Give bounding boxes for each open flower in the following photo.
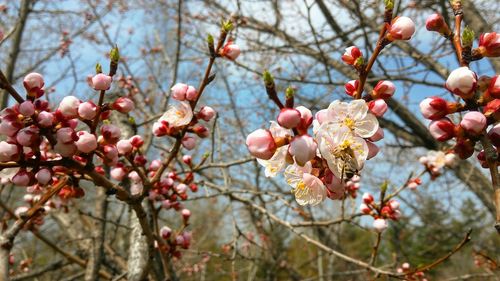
[153,101,193,136]
[257,146,288,177]
[321,99,379,138]
[284,162,326,206]
[316,127,368,179]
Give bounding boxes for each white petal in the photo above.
[354,113,379,138]
[348,99,368,120]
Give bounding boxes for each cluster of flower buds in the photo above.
[246,72,389,205]
[344,79,395,117]
[359,192,401,232]
[153,83,216,150]
[396,263,427,281]
[418,150,456,179]
[420,67,499,161]
[422,14,500,165]
[158,224,192,259]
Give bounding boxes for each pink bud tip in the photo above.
[277,108,301,129]
[460,111,486,135]
[246,129,277,160]
[388,16,416,41]
[429,118,456,141]
[373,218,388,232]
[91,73,112,91]
[288,134,317,166]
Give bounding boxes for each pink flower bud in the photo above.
[23,73,45,98]
[152,121,168,137]
[488,75,500,99]
[19,101,35,117]
[372,81,395,99]
[368,99,388,117]
[75,131,97,153]
[277,108,301,129]
[130,136,144,148]
[181,209,191,222]
[90,73,112,91]
[110,167,127,181]
[221,41,240,60]
[419,96,449,120]
[429,118,456,141]
[484,99,500,121]
[100,124,121,144]
[341,46,362,65]
[0,141,19,162]
[425,13,449,34]
[345,80,359,97]
[116,139,133,155]
[112,97,135,113]
[366,141,379,160]
[402,263,410,270]
[56,127,77,144]
[362,192,374,204]
[488,123,500,147]
[0,118,22,137]
[35,168,52,185]
[0,28,3,41]
[37,111,54,128]
[171,83,189,101]
[388,200,400,210]
[288,135,317,166]
[445,67,477,99]
[182,136,196,150]
[368,127,384,142]
[192,124,209,138]
[103,144,118,159]
[360,203,371,214]
[460,111,486,135]
[58,96,80,118]
[198,106,216,121]
[160,226,172,239]
[12,169,32,186]
[176,183,188,194]
[149,160,161,171]
[182,155,192,165]
[387,16,416,41]
[54,142,77,157]
[16,126,39,147]
[246,129,277,160]
[373,218,388,232]
[478,32,500,57]
[185,86,197,101]
[78,101,97,120]
[296,106,313,132]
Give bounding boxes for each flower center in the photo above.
[339,139,352,150]
[296,181,306,190]
[343,117,355,130]
[175,110,185,118]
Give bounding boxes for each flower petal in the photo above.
[354,113,379,138]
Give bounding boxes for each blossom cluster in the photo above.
[396,262,428,281]
[247,97,386,206]
[418,150,456,179]
[246,13,416,207]
[421,15,500,164]
[360,192,401,232]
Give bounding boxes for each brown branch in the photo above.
[412,229,472,274]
